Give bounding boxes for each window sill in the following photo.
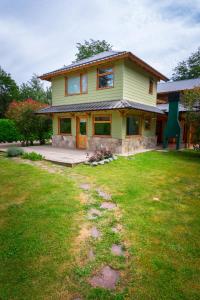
[96,86,114,91]
[65,92,88,97]
[126,134,141,138]
[58,133,72,136]
[93,135,112,138]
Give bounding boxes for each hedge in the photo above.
[0,119,21,143]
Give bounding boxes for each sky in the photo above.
[0,0,200,86]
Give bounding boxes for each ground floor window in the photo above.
[144,116,151,130]
[93,115,111,136]
[126,115,140,135]
[59,117,71,134]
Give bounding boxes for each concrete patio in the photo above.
[0,143,92,166]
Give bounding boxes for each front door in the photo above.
[76,117,87,149]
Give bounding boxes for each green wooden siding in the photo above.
[52,61,123,106]
[122,61,157,106]
[53,110,123,139]
[53,110,155,139]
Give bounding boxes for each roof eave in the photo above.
[39,52,168,82]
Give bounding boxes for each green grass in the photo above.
[0,150,200,299]
[70,150,200,300]
[0,155,83,300]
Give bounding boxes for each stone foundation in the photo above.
[88,137,122,154]
[122,136,157,154]
[52,135,76,149]
[52,134,157,154]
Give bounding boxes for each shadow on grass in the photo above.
[164,150,200,164]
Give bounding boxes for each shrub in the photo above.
[7,147,24,157]
[88,149,113,163]
[22,151,43,161]
[0,119,21,143]
[6,99,52,146]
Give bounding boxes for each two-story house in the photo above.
[38,51,168,154]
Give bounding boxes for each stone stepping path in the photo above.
[89,266,119,290]
[111,224,122,233]
[87,208,102,220]
[100,202,117,210]
[90,226,101,239]
[80,183,91,191]
[96,189,112,200]
[111,244,124,256]
[88,249,95,261]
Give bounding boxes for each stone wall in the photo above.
[122,136,157,154]
[88,137,123,154]
[52,134,157,154]
[52,135,76,149]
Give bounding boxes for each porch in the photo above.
[0,143,91,167]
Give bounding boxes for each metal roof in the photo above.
[40,51,126,77]
[157,78,200,94]
[36,99,164,114]
[157,103,188,113]
[39,50,168,81]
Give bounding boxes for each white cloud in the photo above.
[0,0,199,85]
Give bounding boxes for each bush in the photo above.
[0,119,21,143]
[22,152,43,161]
[7,147,24,157]
[88,149,113,163]
[6,99,52,146]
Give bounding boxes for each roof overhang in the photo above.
[36,99,164,115]
[39,52,168,82]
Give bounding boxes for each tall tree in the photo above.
[172,47,200,81]
[182,86,200,145]
[75,39,112,61]
[0,67,19,118]
[20,74,52,104]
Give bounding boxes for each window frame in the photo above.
[149,79,154,95]
[96,66,114,90]
[58,116,72,135]
[126,115,141,137]
[65,73,88,96]
[144,116,151,130]
[93,114,112,137]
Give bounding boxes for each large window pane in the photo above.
[67,76,80,94]
[81,74,87,93]
[60,118,71,134]
[94,123,111,135]
[79,119,87,135]
[126,116,140,135]
[98,74,113,88]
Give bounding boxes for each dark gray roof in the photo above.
[157,103,188,113]
[158,78,200,94]
[41,51,127,77]
[37,99,164,114]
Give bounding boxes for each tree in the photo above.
[0,67,19,118]
[20,74,52,104]
[172,47,200,81]
[6,99,52,146]
[182,86,200,145]
[75,39,112,61]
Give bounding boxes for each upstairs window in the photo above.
[59,117,71,134]
[93,115,111,136]
[97,67,114,89]
[66,74,87,95]
[126,116,140,135]
[149,79,154,94]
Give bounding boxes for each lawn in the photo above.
[0,150,200,299]
[0,155,83,300]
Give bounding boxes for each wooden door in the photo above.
[76,117,87,149]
